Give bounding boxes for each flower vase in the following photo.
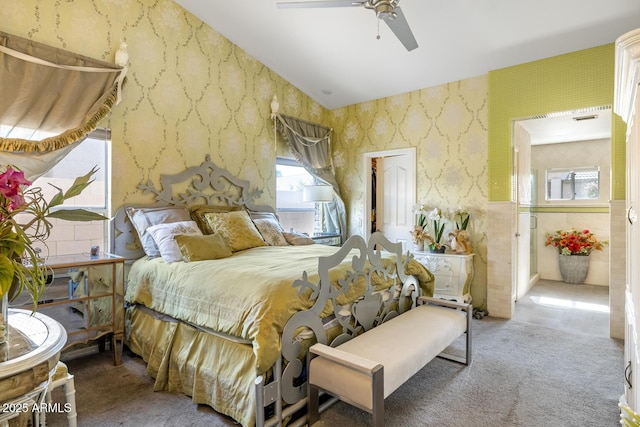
[0,293,7,345]
[429,246,446,254]
[558,254,590,284]
[413,241,424,252]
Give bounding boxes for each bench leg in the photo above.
[372,365,384,427]
[308,382,320,425]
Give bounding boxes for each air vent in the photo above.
[573,114,598,121]
[524,105,611,121]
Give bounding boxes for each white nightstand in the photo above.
[412,252,474,303]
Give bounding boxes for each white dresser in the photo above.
[412,252,474,303]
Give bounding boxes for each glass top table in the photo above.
[0,309,67,379]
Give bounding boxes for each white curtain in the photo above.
[0,31,126,180]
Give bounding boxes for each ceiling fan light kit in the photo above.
[276,0,418,51]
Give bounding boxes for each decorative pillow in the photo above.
[203,210,267,252]
[282,232,315,246]
[248,210,280,222]
[174,234,233,262]
[147,220,203,263]
[125,206,191,257]
[189,204,242,234]
[253,218,288,246]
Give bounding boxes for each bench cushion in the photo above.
[309,304,467,410]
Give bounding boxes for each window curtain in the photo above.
[275,114,347,242]
[0,31,126,180]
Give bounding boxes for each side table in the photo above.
[11,253,125,365]
[412,252,474,303]
[311,233,342,246]
[0,309,67,426]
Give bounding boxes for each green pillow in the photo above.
[174,233,232,262]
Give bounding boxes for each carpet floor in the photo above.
[44,313,623,427]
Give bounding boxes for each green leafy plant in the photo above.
[0,166,107,308]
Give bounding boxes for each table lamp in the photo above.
[303,185,333,234]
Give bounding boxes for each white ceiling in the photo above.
[518,108,612,145]
[173,0,637,140]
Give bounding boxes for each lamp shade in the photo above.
[303,185,333,202]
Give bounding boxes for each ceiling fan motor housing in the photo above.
[368,0,399,20]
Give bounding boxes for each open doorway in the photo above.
[512,106,612,327]
[363,148,416,249]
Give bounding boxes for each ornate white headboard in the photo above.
[109,155,274,260]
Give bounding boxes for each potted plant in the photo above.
[410,204,428,251]
[425,207,446,253]
[448,208,472,254]
[544,228,609,283]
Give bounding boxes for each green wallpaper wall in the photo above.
[488,44,623,202]
[1,0,327,211]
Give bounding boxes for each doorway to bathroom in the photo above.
[512,107,612,328]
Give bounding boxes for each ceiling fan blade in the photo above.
[381,7,418,51]
[277,1,365,8]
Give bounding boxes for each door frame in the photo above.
[363,147,416,240]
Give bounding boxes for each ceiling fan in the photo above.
[276,1,418,52]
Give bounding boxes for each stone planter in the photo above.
[558,254,590,284]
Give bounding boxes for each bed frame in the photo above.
[110,156,422,427]
[110,154,274,260]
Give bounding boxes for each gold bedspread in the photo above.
[125,244,434,375]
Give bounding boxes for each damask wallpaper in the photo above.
[4,0,491,307]
[1,0,327,210]
[329,77,489,305]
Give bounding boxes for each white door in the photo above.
[381,155,413,249]
[364,148,415,251]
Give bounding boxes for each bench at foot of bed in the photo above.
[307,296,472,427]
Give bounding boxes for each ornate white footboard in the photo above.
[255,232,420,427]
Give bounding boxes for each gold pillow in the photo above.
[189,204,242,235]
[174,234,232,261]
[204,210,267,252]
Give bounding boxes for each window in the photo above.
[276,158,316,235]
[25,129,110,257]
[545,167,599,201]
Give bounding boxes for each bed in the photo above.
[110,156,435,427]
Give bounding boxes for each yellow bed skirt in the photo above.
[126,306,260,427]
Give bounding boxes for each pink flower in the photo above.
[0,167,32,211]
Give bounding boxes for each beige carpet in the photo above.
[44,315,623,427]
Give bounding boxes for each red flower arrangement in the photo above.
[544,228,609,256]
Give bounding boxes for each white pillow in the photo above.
[125,206,191,257]
[147,220,203,263]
